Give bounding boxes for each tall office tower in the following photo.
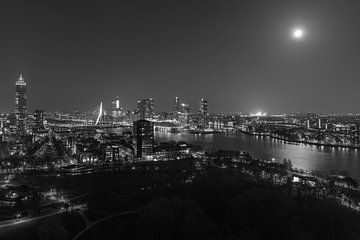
[15,74,27,135]
[173,97,180,115]
[178,102,190,126]
[137,98,154,120]
[199,98,208,115]
[173,97,189,120]
[112,96,120,110]
[198,98,208,128]
[111,96,122,120]
[133,119,154,160]
[33,109,44,132]
[180,102,189,114]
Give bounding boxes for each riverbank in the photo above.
[154,131,360,179]
[240,131,360,150]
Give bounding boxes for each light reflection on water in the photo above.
[155,132,360,179]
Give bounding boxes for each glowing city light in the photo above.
[292,28,305,40]
[250,111,267,117]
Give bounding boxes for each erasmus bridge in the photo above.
[94,102,112,125]
[48,102,132,131]
[49,102,183,132]
[91,102,132,128]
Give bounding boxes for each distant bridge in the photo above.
[48,122,132,131]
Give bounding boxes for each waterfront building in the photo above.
[199,98,208,115]
[133,119,154,160]
[173,97,180,116]
[137,98,154,120]
[199,98,208,128]
[173,97,189,125]
[111,96,123,121]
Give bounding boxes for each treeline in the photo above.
[134,168,360,240]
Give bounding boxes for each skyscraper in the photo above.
[112,96,123,121]
[173,97,180,116]
[199,98,208,115]
[137,98,154,120]
[15,74,27,135]
[173,96,190,125]
[173,97,189,115]
[198,98,208,128]
[133,119,154,160]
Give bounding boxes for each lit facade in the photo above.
[133,119,154,160]
[199,98,208,115]
[15,74,27,135]
[33,109,44,132]
[137,98,154,120]
[111,96,123,121]
[173,97,189,125]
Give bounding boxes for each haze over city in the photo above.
[1,0,360,113]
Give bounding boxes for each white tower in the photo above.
[95,102,103,125]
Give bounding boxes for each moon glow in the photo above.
[292,28,305,40]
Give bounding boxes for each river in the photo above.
[155,131,360,179]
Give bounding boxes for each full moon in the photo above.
[292,28,304,39]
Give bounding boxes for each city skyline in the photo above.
[2,1,360,239]
[1,0,360,113]
[4,74,360,115]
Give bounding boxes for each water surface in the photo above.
[155,132,360,179]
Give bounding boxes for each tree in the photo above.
[287,159,293,170]
[137,197,220,240]
[38,216,68,240]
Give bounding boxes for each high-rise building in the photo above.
[180,102,189,114]
[111,96,123,121]
[198,98,208,128]
[115,96,120,109]
[33,109,44,132]
[137,98,154,120]
[173,97,180,116]
[133,119,154,160]
[173,97,189,123]
[15,74,27,135]
[173,97,189,114]
[199,98,208,115]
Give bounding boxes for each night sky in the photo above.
[1,0,360,113]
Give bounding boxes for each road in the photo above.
[0,199,87,229]
[0,209,64,229]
